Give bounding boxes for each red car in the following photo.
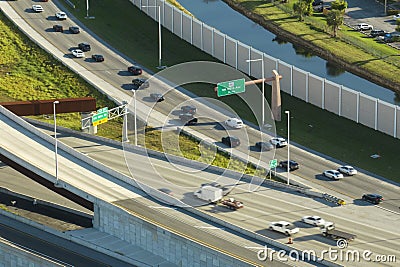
[128,65,142,75]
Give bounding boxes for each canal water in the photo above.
[177,0,399,105]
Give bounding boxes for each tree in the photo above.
[331,0,348,13]
[326,9,344,37]
[293,0,309,21]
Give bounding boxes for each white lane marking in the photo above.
[195,226,225,230]
[148,206,176,210]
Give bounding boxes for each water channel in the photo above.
[177,0,399,105]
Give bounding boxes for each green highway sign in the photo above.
[217,78,245,97]
[92,107,108,126]
[269,159,278,169]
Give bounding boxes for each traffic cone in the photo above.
[287,237,293,244]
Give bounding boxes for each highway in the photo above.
[32,121,400,267]
[4,0,400,214]
[1,1,399,266]
[0,215,127,267]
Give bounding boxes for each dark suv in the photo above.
[362,194,383,204]
[222,136,240,148]
[369,29,386,38]
[279,160,299,171]
[179,113,198,125]
[53,24,63,32]
[132,78,149,89]
[78,42,91,52]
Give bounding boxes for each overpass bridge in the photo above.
[0,105,304,267]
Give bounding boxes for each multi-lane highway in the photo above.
[4,0,400,214]
[31,121,400,267]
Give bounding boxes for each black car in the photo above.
[78,42,91,52]
[150,93,164,102]
[362,193,383,204]
[279,160,299,171]
[312,0,323,6]
[181,105,196,114]
[255,141,273,151]
[92,54,104,62]
[369,29,386,38]
[69,26,80,34]
[132,78,149,89]
[53,24,63,32]
[128,65,142,75]
[179,113,198,125]
[221,136,240,148]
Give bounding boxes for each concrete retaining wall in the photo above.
[0,239,65,267]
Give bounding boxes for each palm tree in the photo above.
[326,10,344,37]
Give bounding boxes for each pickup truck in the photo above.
[269,221,299,236]
[221,198,243,210]
[320,222,356,241]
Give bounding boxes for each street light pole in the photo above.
[246,58,265,126]
[285,110,290,185]
[53,100,61,187]
[142,5,164,69]
[133,90,138,146]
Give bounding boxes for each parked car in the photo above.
[53,25,63,33]
[132,78,149,89]
[323,170,344,180]
[92,54,104,62]
[224,118,244,129]
[181,105,196,114]
[269,221,299,236]
[69,26,80,34]
[338,165,357,175]
[362,193,383,204]
[279,160,299,171]
[356,23,373,31]
[32,5,44,13]
[383,32,400,43]
[72,49,85,58]
[270,137,287,148]
[55,11,67,20]
[150,93,164,102]
[301,215,326,226]
[255,141,274,151]
[369,29,386,38]
[221,136,240,148]
[128,65,142,75]
[393,14,400,20]
[78,42,91,52]
[312,0,323,6]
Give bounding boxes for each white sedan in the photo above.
[338,165,357,175]
[323,170,344,180]
[72,49,85,58]
[268,221,299,236]
[301,215,325,226]
[270,137,287,148]
[32,5,44,13]
[224,118,243,129]
[56,11,68,20]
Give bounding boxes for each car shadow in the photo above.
[121,83,136,91]
[315,174,336,181]
[63,53,75,59]
[117,70,132,76]
[46,16,59,21]
[352,199,375,206]
[141,96,157,102]
[249,145,261,152]
[45,28,55,33]
[25,9,38,14]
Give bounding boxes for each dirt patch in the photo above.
[223,0,400,93]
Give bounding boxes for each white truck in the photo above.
[194,186,223,203]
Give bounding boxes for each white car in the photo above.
[270,137,287,148]
[338,165,357,176]
[302,215,326,226]
[393,14,400,20]
[56,11,67,20]
[356,23,373,31]
[72,49,85,58]
[224,118,243,129]
[268,221,299,236]
[32,5,44,13]
[323,170,344,180]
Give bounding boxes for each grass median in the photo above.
[1,1,399,182]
